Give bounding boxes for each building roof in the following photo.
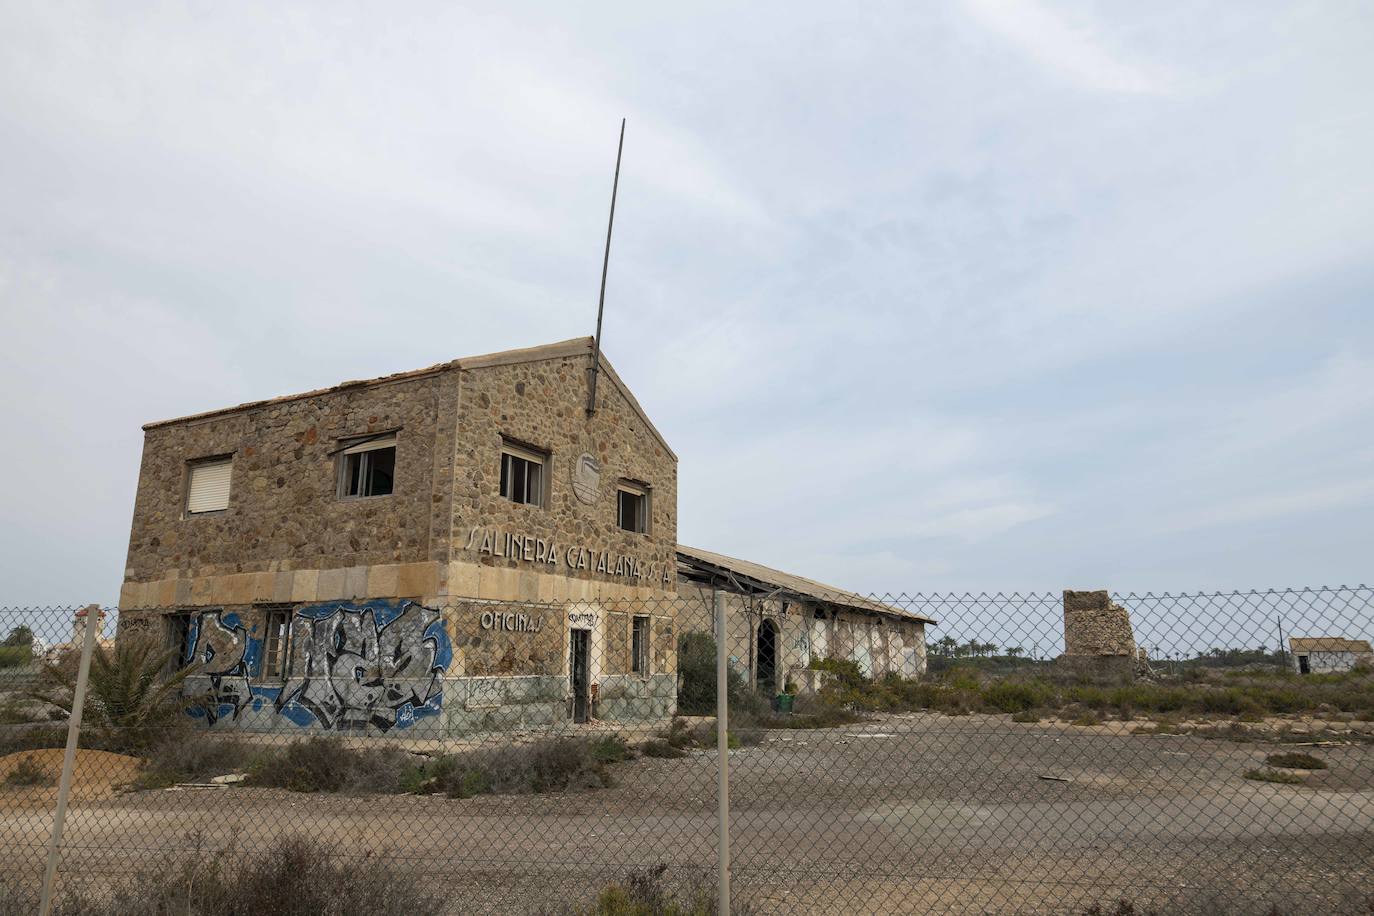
[676,545,935,624]
[141,337,676,459]
[1289,637,1373,654]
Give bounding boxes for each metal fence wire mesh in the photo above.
[0,586,1371,914]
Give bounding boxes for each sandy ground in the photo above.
[0,748,141,806]
[2,714,1372,914]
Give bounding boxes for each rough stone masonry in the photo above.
[1060,589,1139,680]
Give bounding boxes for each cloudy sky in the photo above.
[1,1,1372,607]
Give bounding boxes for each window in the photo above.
[261,607,292,680]
[186,457,233,514]
[500,441,546,506]
[631,615,650,675]
[617,482,649,533]
[338,435,396,498]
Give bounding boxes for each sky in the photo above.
[1,1,1372,608]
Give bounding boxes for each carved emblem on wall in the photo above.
[572,452,601,504]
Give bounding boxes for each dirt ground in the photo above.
[3,714,1372,914]
[0,748,141,806]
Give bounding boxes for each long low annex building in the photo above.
[676,546,934,694]
[117,337,931,737]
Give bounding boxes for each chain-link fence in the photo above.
[0,586,1371,914]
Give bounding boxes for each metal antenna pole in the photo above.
[587,117,625,416]
[1276,614,1287,670]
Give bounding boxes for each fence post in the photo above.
[715,590,731,915]
[38,604,102,916]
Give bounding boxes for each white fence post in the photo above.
[38,604,103,916]
[715,590,731,914]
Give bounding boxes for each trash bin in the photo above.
[774,693,795,714]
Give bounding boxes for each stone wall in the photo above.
[121,367,455,609]
[676,584,928,693]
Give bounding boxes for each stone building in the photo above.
[1288,637,1373,675]
[119,338,680,735]
[676,547,933,693]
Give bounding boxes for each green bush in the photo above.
[1244,768,1304,785]
[808,656,867,688]
[1265,752,1326,770]
[676,631,770,721]
[0,646,32,670]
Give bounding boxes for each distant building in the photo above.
[1288,637,1373,675]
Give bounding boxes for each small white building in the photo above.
[1289,637,1373,675]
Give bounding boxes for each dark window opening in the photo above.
[167,613,194,668]
[632,615,650,674]
[500,444,545,506]
[339,437,396,498]
[618,484,648,533]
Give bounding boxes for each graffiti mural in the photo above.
[183,611,260,724]
[272,600,452,731]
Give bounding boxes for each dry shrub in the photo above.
[248,736,414,794]
[3,753,53,787]
[135,734,264,789]
[5,833,445,916]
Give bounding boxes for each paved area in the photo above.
[3,713,1372,913]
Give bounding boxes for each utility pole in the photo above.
[587,118,626,416]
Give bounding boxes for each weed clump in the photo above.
[588,864,741,915]
[1244,768,1305,785]
[1264,751,1327,770]
[3,754,53,787]
[641,739,687,759]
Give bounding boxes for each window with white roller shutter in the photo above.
[186,458,233,514]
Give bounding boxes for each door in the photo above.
[1298,654,1310,675]
[757,619,778,695]
[570,629,591,723]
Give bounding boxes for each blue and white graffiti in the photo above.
[271,600,452,731]
[184,611,261,724]
[183,600,452,732]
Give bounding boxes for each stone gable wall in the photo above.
[448,353,678,601]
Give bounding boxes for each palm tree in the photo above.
[34,632,198,752]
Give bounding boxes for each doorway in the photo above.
[1298,654,1310,675]
[757,619,778,695]
[569,629,591,722]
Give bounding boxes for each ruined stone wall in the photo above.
[1062,590,1137,657]
[448,348,678,603]
[122,369,457,609]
